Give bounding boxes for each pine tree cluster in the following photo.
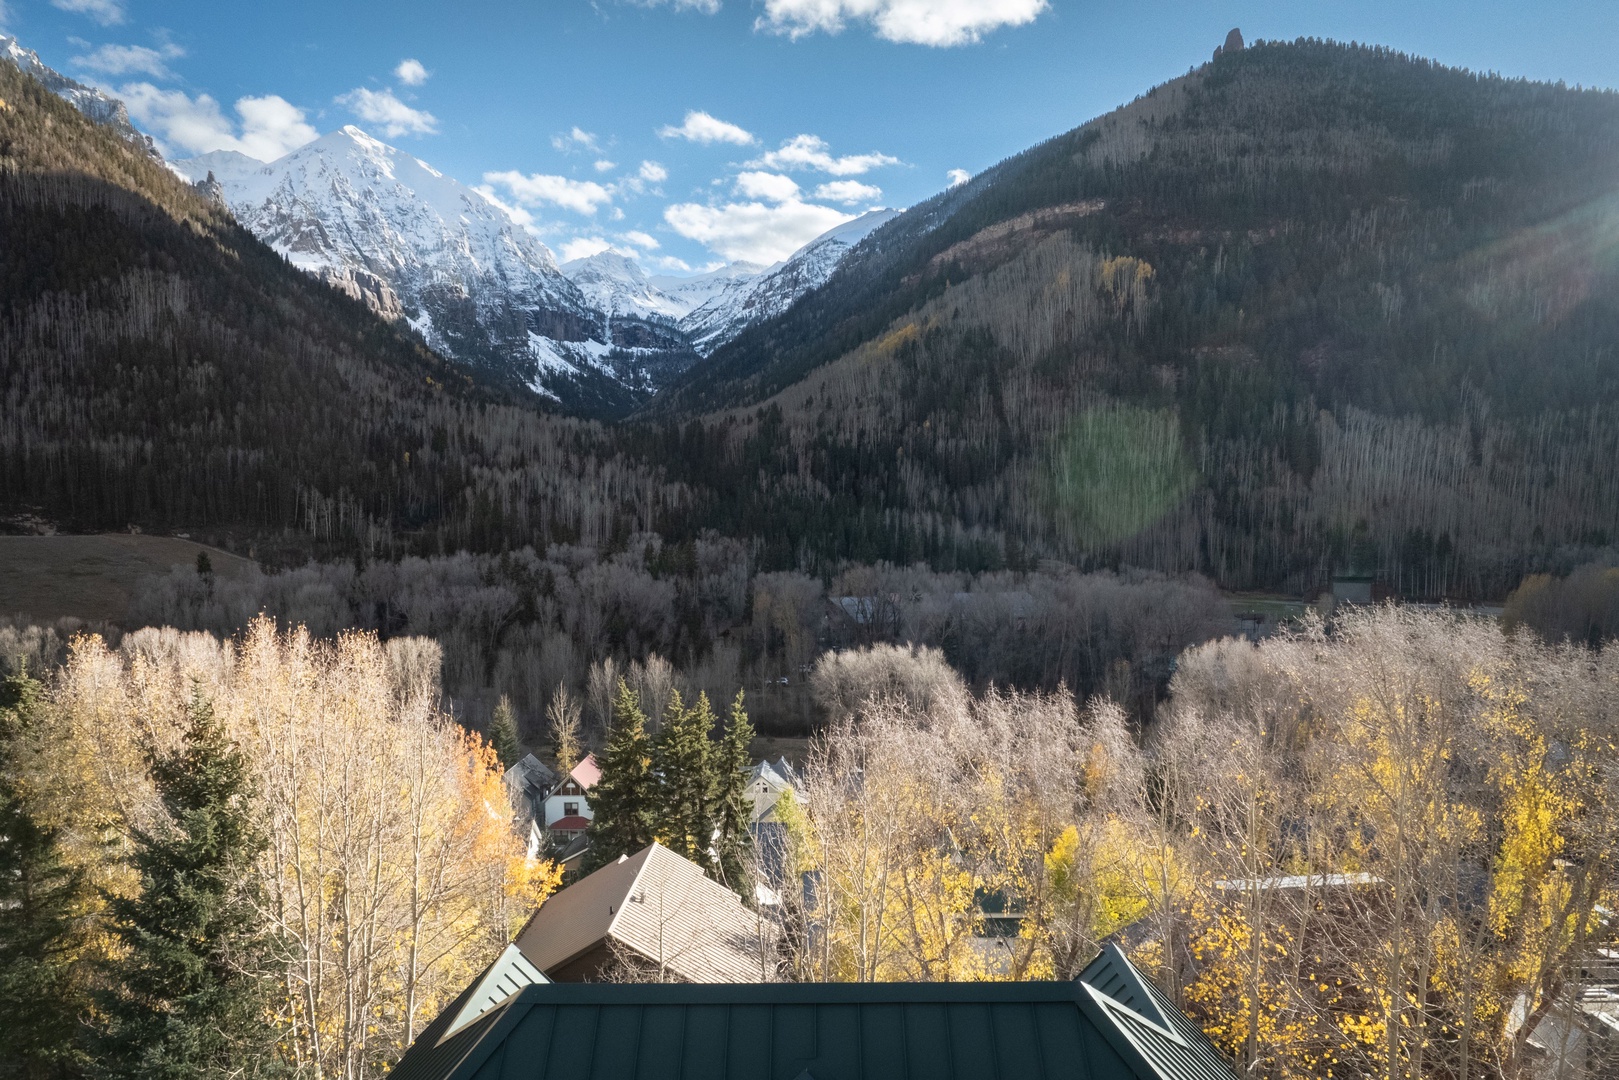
[0,677,279,1080]
[584,679,756,893]
[0,668,90,1080]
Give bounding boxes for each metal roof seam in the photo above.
[1030,999,1050,1080]
[1067,1000,1098,1080]
[986,999,1004,1080]
[582,999,604,1080]
[767,1002,776,1079]
[721,1002,732,1079]
[676,982,691,1075]
[855,995,866,1080]
[627,999,646,1080]
[539,991,560,1080]
[898,1002,913,1080]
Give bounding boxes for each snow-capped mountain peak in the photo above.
[169,126,657,405]
[562,250,713,323]
[648,261,771,310]
[679,207,902,355]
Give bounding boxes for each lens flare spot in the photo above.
[1043,405,1197,548]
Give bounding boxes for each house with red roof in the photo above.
[543,753,600,837]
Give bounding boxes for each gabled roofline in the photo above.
[443,944,549,1039]
[398,945,1244,1080]
[544,751,602,800]
[1079,943,1242,1080]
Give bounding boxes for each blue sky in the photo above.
[3,0,1617,271]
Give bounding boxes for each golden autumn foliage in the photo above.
[1159,608,1619,1080]
[788,681,1179,984]
[788,606,1616,1080]
[18,618,558,1080]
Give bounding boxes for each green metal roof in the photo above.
[391,944,1239,1080]
[1079,947,1237,1080]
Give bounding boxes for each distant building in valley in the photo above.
[744,758,794,823]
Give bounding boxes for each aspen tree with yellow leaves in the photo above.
[781,610,1616,1080]
[1162,608,1619,1080]
[3,619,558,1080]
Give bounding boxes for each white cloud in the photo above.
[482,170,614,216]
[638,160,669,183]
[552,126,599,153]
[395,58,429,85]
[637,0,721,11]
[658,110,754,145]
[234,96,320,159]
[756,0,1046,45]
[735,170,800,203]
[814,179,882,204]
[51,0,125,27]
[947,168,971,187]
[664,197,852,263]
[119,84,318,161]
[654,255,694,272]
[559,237,614,262]
[621,230,660,250]
[71,42,184,80]
[750,133,898,176]
[593,159,617,172]
[336,87,438,137]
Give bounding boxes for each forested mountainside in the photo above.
[0,34,158,159]
[6,39,1619,603]
[0,60,678,559]
[648,40,1619,598]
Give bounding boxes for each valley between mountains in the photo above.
[166,119,899,416]
[4,33,1619,604]
[4,22,1619,1079]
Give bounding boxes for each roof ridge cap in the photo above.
[1080,982,1189,1046]
[604,842,657,937]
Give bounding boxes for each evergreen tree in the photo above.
[712,691,756,895]
[96,688,278,1080]
[653,689,717,869]
[489,695,521,769]
[0,669,90,1080]
[583,680,655,871]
